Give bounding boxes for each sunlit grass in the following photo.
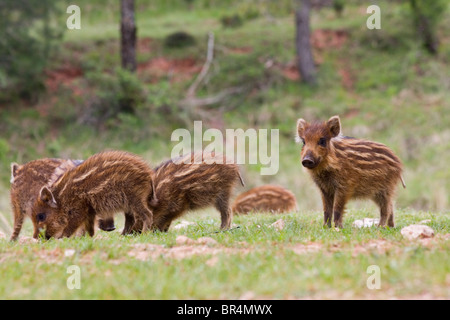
[0,209,448,299]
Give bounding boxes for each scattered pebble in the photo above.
[352,218,379,228]
[64,249,76,257]
[172,220,196,230]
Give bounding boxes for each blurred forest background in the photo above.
[0,0,449,220]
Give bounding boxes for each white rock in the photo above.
[64,249,76,257]
[172,220,196,230]
[401,224,434,240]
[352,218,379,228]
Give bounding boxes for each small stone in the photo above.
[172,220,196,230]
[352,218,379,228]
[64,249,76,257]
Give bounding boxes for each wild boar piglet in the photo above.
[296,115,405,228]
[32,151,154,239]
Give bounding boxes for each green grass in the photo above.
[0,209,448,299]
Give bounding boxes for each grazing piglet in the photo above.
[9,159,82,241]
[232,185,298,215]
[32,151,154,239]
[141,152,244,232]
[296,115,405,228]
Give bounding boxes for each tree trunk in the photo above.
[295,0,316,85]
[410,0,438,55]
[121,0,137,72]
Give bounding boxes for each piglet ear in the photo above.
[296,118,307,141]
[10,163,20,184]
[327,115,341,137]
[40,187,58,208]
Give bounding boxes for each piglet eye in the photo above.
[37,213,46,222]
[318,138,326,147]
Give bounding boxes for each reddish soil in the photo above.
[44,64,83,93]
[271,29,349,82]
[311,29,349,50]
[137,57,201,83]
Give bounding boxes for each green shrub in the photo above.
[76,69,146,128]
[0,0,63,102]
[164,31,196,49]
[220,14,244,28]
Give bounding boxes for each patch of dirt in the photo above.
[137,37,154,54]
[128,243,250,261]
[128,236,251,261]
[311,29,349,50]
[351,239,393,256]
[289,235,450,257]
[280,62,300,81]
[338,65,355,90]
[44,64,83,93]
[261,59,300,81]
[290,242,323,255]
[269,29,349,82]
[137,57,201,83]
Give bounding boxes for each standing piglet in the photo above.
[232,185,298,215]
[32,151,154,239]
[10,158,83,241]
[296,115,405,228]
[142,152,244,232]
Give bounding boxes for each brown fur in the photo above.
[31,151,154,239]
[296,115,405,228]
[9,159,83,241]
[133,152,244,232]
[232,185,298,215]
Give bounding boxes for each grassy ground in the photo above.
[0,1,449,300]
[0,208,448,299]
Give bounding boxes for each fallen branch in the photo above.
[181,86,245,108]
[186,31,214,98]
